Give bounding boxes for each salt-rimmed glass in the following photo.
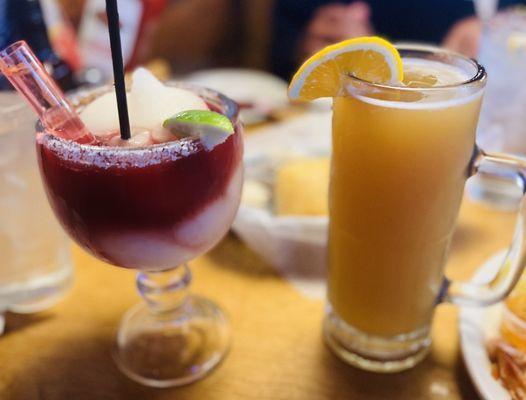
[36,83,243,387]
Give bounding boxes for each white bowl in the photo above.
[232,112,332,298]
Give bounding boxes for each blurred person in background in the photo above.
[144,0,243,73]
[58,0,244,76]
[271,0,526,79]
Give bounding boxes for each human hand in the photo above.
[443,16,482,58]
[299,2,373,60]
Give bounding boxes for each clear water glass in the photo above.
[467,8,526,209]
[0,93,73,331]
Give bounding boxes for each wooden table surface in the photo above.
[0,197,516,400]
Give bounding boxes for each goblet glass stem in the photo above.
[115,263,230,388]
[137,264,191,314]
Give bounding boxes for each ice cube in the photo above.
[107,129,153,147]
[108,135,124,147]
[80,68,208,135]
[126,130,153,147]
[150,126,174,143]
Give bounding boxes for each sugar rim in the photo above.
[36,131,206,168]
[37,81,240,160]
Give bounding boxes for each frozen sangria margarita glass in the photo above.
[36,69,243,386]
[289,37,526,373]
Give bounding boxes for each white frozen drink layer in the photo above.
[92,164,243,270]
[80,68,208,135]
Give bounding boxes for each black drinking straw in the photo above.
[105,0,131,140]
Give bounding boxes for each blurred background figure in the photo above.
[23,0,519,83]
[271,0,525,79]
[75,0,244,81]
[8,0,251,86]
[64,0,262,81]
[0,0,78,90]
[1,0,524,86]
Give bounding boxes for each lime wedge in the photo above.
[163,110,234,150]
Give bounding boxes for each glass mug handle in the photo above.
[442,147,526,306]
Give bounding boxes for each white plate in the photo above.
[459,250,511,400]
[185,68,289,124]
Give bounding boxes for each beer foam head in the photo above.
[402,58,471,87]
[346,58,483,110]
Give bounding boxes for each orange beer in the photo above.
[290,40,526,373]
[329,59,484,336]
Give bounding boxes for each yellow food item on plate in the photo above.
[502,274,526,351]
[274,157,330,216]
[506,286,526,321]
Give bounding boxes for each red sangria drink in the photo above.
[37,94,242,271]
[36,69,243,387]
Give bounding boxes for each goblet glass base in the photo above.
[114,265,230,387]
[323,304,430,373]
